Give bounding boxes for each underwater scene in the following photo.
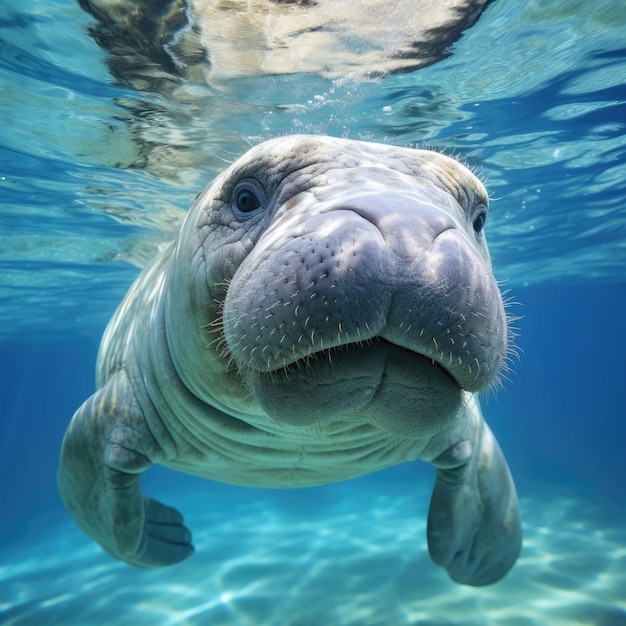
[1,0,625,623]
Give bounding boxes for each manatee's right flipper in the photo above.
[425,402,521,586]
[57,371,194,567]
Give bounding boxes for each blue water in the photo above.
[1,0,626,623]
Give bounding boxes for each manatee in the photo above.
[58,135,521,586]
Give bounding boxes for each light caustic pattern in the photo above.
[1,484,625,625]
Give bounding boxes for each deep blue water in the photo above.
[1,0,626,623]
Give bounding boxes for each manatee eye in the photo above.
[230,179,266,218]
[235,187,261,213]
[472,208,487,234]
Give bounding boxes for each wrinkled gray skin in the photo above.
[58,135,521,586]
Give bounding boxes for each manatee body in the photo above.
[58,135,521,586]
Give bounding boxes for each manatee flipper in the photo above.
[57,372,194,567]
[426,406,521,586]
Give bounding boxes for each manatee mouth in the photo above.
[250,337,464,438]
[318,337,458,386]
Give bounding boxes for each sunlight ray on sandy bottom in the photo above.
[1,486,625,626]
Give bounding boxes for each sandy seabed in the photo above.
[1,483,625,626]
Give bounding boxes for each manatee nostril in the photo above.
[429,225,456,251]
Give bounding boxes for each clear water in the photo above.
[1,0,625,623]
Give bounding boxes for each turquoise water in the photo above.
[1,0,625,623]
[2,0,625,338]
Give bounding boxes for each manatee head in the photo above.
[166,135,508,439]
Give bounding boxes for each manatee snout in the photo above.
[221,184,506,434]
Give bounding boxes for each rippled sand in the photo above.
[1,484,625,625]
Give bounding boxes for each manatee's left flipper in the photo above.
[425,407,521,586]
[58,371,194,567]
[101,446,194,567]
[135,497,194,567]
